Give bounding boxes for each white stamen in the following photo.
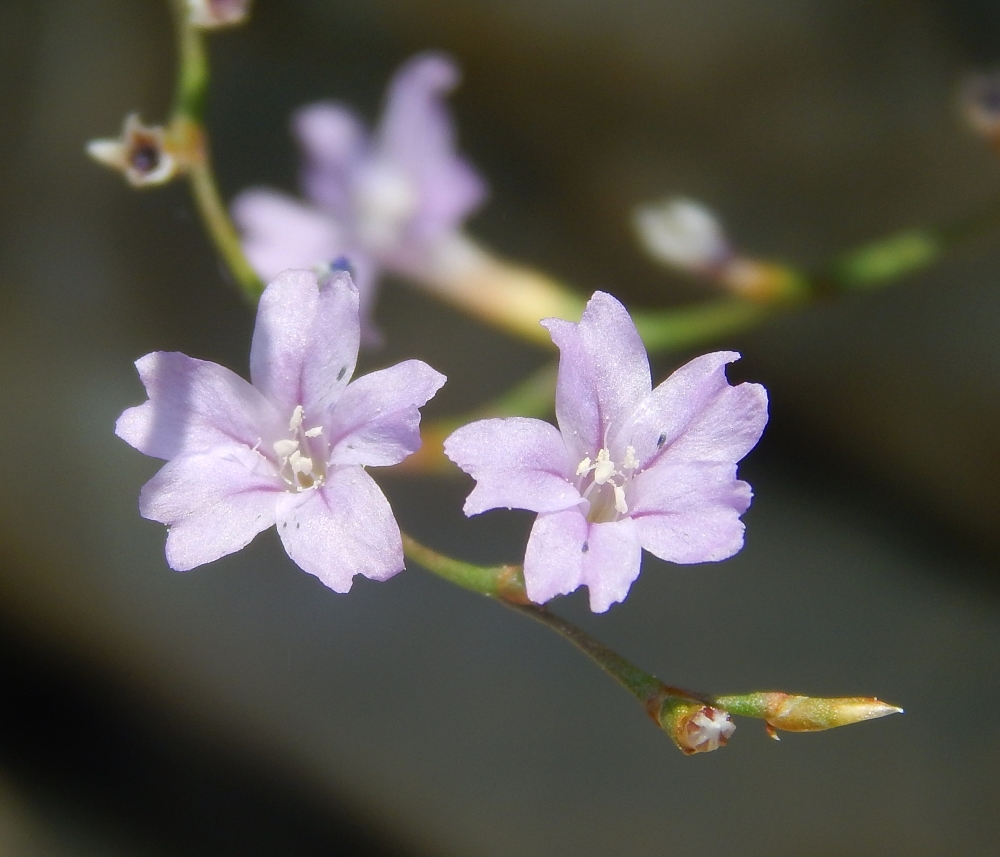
[614,485,629,515]
[593,449,615,485]
[576,456,592,476]
[289,405,305,431]
[273,439,299,458]
[251,438,262,453]
[288,450,313,475]
[622,446,639,470]
[304,426,323,438]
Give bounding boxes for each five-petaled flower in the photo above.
[232,52,486,341]
[444,291,768,612]
[116,270,445,591]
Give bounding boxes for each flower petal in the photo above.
[249,269,360,416]
[629,461,752,563]
[523,508,588,605]
[275,467,404,593]
[542,291,651,461]
[293,102,367,217]
[580,518,642,613]
[621,351,767,467]
[232,188,348,282]
[116,352,282,460]
[444,418,581,515]
[138,445,282,571]
[376,53,486,240]
[327,360,446,467]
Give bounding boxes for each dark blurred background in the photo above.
[2,0,1000,853]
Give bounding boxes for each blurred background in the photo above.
[2,0,1000,853]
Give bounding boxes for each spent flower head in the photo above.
[233,52,486,341]
[87,114,182,187]
[186,0,251,28]
[116,269,445,591]
[444,291,768,612]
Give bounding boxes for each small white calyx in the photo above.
[274,404,327,491]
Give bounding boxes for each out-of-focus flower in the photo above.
[633,197,732,274]
[233,53,486,340]
[116,270,446,591]
[186,0,251,28]
[444,291,768,612]
[87,114,182,187]
[633,196,805,302]
[961,71,1000,142]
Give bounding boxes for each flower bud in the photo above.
[658,698,735,755]
[87,114,180,187]
[714,691,903,735]
[633,197,731,273]
[960,72,1000,143]
[186,0,251,28]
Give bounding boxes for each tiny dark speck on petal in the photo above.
[282,522,287,529]
[337,366,346,381]
[581,541,589,553]
[656,432,667,448]
[296,522,300,529]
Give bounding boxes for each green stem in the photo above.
[633,298,772,354]
[169,0,264,300]
[399,532,692,713]
[400,532,528,602]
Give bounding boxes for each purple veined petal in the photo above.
[541,291,651,461]
[138,445,283,571]
[232,188,348,283]
[444,418,582,515]
[375,53,486,240]
[293,101,367,216]
[629,461,752,564]
[326,360,446,467]
[116,352,283,460]
[621,351,767,468]
[249,270,360,417]
[523,507,589,605]
[275,466,404,593]
[580,517,642,613]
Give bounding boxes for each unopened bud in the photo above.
[87,114,181,187]
[961,72,1000,142]
[186,0,251,28]
[658,698,735,755]
[715,691,903,735]
[633,197,731,273]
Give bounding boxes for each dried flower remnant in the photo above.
[662,703,736,755]
[445,291,768,612]
[232,53,486,339]
[87,114,181,187]
[116,270,445,591]
[961,71,1000,144]
[186,0,251,28]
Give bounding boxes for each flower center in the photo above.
[353,163,418,252]
[576,446,639,523]
[272,405,327,491]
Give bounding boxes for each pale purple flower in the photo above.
[232,53,486,339]
[116,270,445,591]
[444,291,767,612]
